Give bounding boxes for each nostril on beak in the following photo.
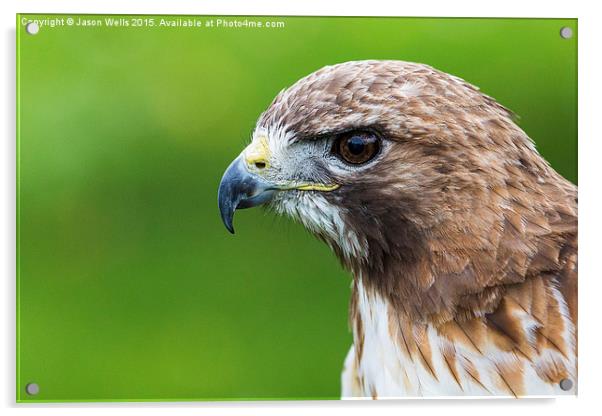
[244,136,271,170]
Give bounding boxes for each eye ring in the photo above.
[332,130,381,165]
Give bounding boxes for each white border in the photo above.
[2,1,601,415]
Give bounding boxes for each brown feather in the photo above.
[257,60,577,395]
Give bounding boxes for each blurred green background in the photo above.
[17,15,577,402]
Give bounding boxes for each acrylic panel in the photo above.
[16,15,577,402]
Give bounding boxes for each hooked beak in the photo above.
[217,156,276,234]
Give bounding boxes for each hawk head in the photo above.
[218,60,575,322]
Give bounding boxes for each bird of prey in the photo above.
[217,60,577,398]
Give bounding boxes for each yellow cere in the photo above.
[244,136,271,169]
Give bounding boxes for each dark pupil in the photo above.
[347,136,366,155]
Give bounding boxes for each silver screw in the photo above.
[559,378,573,391]
[25,383,39,395]
[25,22,40,35]
[560,27,573,39]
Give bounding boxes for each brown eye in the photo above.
[334,131,380,165]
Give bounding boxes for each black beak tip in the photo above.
[218,195,237,235]
[218,156,274,235]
